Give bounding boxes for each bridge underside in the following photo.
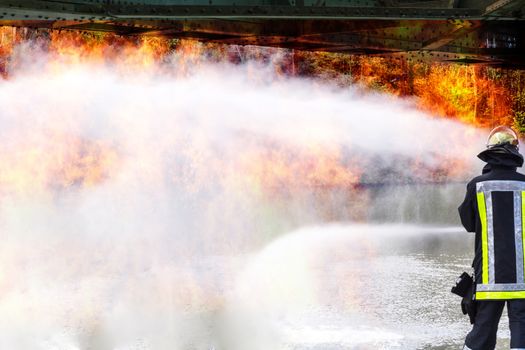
[0,0,524,66]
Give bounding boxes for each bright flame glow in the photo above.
[0,26,496,349]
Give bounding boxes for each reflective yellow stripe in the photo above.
[522,191,525,282]
[476,290,525,300]
[477,192,489,285]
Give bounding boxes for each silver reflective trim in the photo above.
[477,283,525,291]
[476,181,525,286]
[477,180,525,192]
[515,191,524,283]
[485,191,496,284]
[463,345,473,350]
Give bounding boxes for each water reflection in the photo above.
[230,224,512,349]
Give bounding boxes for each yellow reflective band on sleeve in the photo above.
[476,290,525,300]
[522,191,525,283]
[477,191,489,285]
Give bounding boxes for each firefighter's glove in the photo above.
[461,293,477,324]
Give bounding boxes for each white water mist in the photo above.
[0,49,487,349]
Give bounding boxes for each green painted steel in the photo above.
[0,0,524,66]
[1,0,521,20]
[109,0,381,5]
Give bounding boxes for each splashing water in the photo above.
[0,45,490,349]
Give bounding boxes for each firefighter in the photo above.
[459,125,525,349]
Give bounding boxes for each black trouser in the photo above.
[464,300,525,349]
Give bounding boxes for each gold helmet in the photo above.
[487,126,519,149]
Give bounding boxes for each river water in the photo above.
[108,224,505,350]
[3,183,517,349]
[218,225,482,349]
[189,184,513,349]
[234,224,479,350]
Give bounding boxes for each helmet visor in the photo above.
[487,126,519,148]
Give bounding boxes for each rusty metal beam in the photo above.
[0,0,523,66]
[0,0,488,21]
[422,20,480,49]
[483,0,525,18]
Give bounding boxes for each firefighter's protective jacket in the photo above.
[459,144,525,300]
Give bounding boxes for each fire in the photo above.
[239,144,362,191]
[0,26,518,197]
[413,64,512,126]
[299,52,518,128]
[48,31,172,68]
[0,132,119,195]
[0,27,174,75]
[0,27,520,128]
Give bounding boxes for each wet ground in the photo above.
[1,221,516,349]
[226,224,511,350]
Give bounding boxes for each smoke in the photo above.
[0,45,486,349]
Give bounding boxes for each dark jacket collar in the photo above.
[478,143,524,171]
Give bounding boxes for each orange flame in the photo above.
[298,52,517,128]
[0,132,118,195]
[0,27,517,196]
